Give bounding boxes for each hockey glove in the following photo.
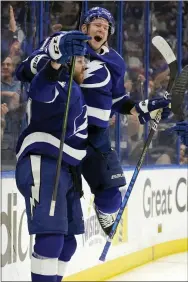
[47,31,91,64]
[135,97,171,124]
[169,121,188,147]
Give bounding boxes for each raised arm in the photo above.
[16,31,91,83]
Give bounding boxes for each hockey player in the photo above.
[16,7,171,237]
[79,7,171,234]
[15,30,90,282]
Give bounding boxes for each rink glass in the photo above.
[1,1,187,172]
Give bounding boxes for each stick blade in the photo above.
[152,36,176,64]
[152,36,178,94]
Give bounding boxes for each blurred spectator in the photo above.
[1,103,9,141]
[1,56,22,168]
[1,4,24,67]
[152,129,176,164]
[9,40,23,66]
[182,42,188,67]
[148,79,155,98]
[152,67,169,91]
[152,12,167,33]
[179,144,188,165]
[124,79,133,95]
[1,4,18,59]
[1,56,20,110]
[49,1,80,34]
[127,114,143,142]
[126,72,146,101]
[109,114,116,127]
[155,151,172,164]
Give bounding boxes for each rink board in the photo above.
[1,167,188,281]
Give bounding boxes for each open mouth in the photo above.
[94,35,103,42]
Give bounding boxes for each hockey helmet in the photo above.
[81,7,115,35]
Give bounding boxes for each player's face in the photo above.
[74,56,86,85]
[82,18,109,51]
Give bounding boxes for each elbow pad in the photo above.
[119,99,135,115]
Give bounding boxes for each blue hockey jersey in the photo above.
[16,64,88,166]
[16,33,131,128]
[81,44,130,128]
[16,33,132,150]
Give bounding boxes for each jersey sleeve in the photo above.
[111,55,134,113]
[16,51,50,83]
[16,32,67,83]
[29,61,61,103]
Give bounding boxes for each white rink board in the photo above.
[1,178,33,281]
[1,167,187,281]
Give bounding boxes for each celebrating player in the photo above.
[16,7,171,238]
[79,7,171,234]
[15,31,90,282]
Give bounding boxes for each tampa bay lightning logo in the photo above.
[80,59,111,88]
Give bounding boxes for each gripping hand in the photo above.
[47,31,91,64]
[135,96,171,124]
[169,121,188,147]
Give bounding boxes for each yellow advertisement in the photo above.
[112,207,128,245]
[86,194,128,246]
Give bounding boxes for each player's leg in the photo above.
[57,171,84,281]
[82,148,126,235]
[32,234,64,282]
[15,155,73,282]
[57,235,77,282]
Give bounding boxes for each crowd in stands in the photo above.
[1,1,188,170]
[109,1,188,165]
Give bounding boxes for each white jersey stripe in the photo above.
[58,261,68,276]
[45,87,59,103]
[112,95,127,105]
[76,132,88,139]
[16,132,86,161]
[30,54,49,75]
[87,106,111,121]
[31,255,58,276]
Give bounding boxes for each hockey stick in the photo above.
[99,36,178,261]
[49,2,83,216]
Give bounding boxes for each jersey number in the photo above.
[53,37,60,55]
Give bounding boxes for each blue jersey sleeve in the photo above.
[110,52,133,113]
[15,32,64,83]
[29,62,61,103]
[16,51,50,83]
